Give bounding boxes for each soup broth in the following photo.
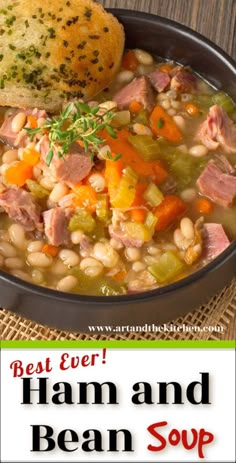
[0,49,236,295]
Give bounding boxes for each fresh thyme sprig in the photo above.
[26,101,120,166]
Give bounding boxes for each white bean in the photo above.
[133,123,152,136]
[171,100,180,109]
[27,252,53,267]
[97,144,111,160]
[132,261,146,272]
[99,101,117,112]
[5,257,24,269]
[116,70,134,84]
[27,241,44,252]
[33,165,42,180]
[125,247,141,262]
[51,259,67,276]
[0,254,4,266]
[144,255,158,265]
[59,249,80,267]
[88,173,106,192]
[181,93,192,102]
[93,242,119,268]
[189,144,208,157]
[173,228,192,250]
[40,177,55,191]
[180,188,197,202]
[2,149,18,164]
[0,230,9,241]
[49,183,69,203]
[80,257,103,277]
[71,230,85,245]
[0,242,17,258]
[180,217,195,240]
[57,275,78,292]
[157,92,169,101]
[11,112,26,133]
[167,108,176,116]
[166,89,177,99]
[161,99,170,110]
[31,269,45,284]
[8,224,26,249]
[135,49,153,65]
[11,269,31,282]
[173,115,186,131]
[147,245,161,256]
[110,238,123,250]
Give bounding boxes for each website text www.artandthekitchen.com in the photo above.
[1,342,235,462]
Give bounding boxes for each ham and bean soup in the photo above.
[0,49,236,295]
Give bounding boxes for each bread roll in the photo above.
[0,0,124,112]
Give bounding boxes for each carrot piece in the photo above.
[130,208,146,223]
[149,105,183,143]
[22,148,40,166]
[112,270,127,281]
[105,158,124,201]
[131,182,147,207]
[122,50,138,71]
[185,103,200,116]
[42,244,59,257]
[27,115,38,129]
[194,197,213,215]
[5,161,33,187]
[154,195,187,231]
[73,185,97,212]
[129,101,143,113]
[159,64,173,73]
[101,128,168,184]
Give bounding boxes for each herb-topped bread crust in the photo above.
[0,0,125,112]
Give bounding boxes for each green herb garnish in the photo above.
[26,101,118,166]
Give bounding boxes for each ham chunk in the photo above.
[197,105,236,152]
[0,187,42,231]
[0,109,47,148]
[203,223,230,261]
[43,207,73,246]
[170,70,197,92]
[40,136,92,188]
[113,76,155,111]
[109,224,144,248]
[197,158,236,208]
[148,70,170,93]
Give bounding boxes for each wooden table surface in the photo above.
[101,0,236,340]
[101,0,236,59]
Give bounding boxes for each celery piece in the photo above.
[96,194,109,221]
[193,95,213,111]
[68,209,95,233]
[135,109,149,125]
[124,221,154,242]
[212,92,235,114]
[26,179,49,198]
[111,166,138,208]
[169,152,208,190]
[145,211,157,232]
[148,251,184,283]
[144,183,164,207]
[128,135,161,161]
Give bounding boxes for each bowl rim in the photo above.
[0,9,236,306]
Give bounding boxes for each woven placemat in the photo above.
[1,277,236,340]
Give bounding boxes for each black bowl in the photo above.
[0,10,236,332]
